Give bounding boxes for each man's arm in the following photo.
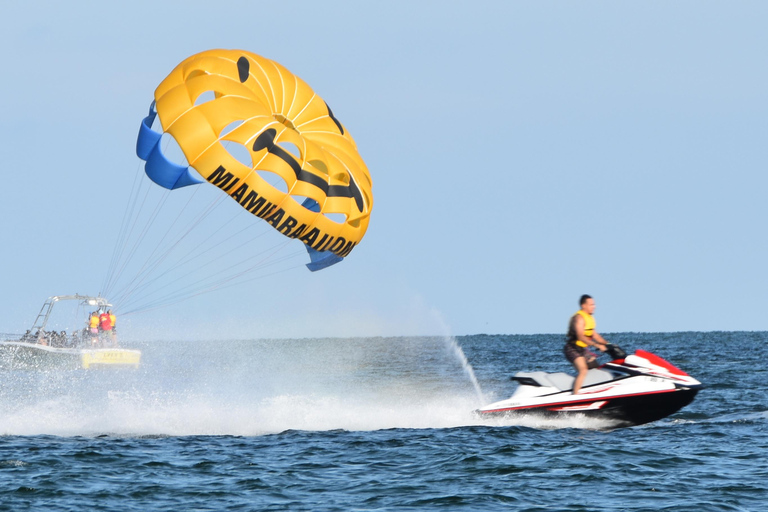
[592,332,608,351]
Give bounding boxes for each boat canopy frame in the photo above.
[31,295,112,332]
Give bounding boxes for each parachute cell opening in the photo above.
[322,212,348,225]
[294,196,346,225]
[309,159,329,176]
[220,120,244,138]
[256,169,289,193]
[332,172,350,185]
[222,140,253,168]
[194,90,218,106]
[278,141,301,160]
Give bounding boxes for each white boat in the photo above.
[0,295,141,370]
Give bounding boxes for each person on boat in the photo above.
[99,310,112,345]
[108,310,118,346]
[89,311,100,346]
[564,294,609,395]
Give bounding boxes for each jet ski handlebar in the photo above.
[604,343,627,360]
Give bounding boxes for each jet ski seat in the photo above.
[514,369,616,391]
[549,369,615,390]
[546,372,576,390]
[584,369,614,385]
[512,372,558,387]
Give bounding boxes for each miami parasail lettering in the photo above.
[207,166,356,257]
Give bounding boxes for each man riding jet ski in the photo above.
[475,344,702,427]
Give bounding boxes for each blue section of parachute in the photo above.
[136,102,204,190]
[301,198,344,272]
[306,247,344,272]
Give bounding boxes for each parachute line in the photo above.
[103,173,309,316]
[102,162,147,295]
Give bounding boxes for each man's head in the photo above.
[580,294,595,314]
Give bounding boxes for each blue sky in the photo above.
[1,1,766,339]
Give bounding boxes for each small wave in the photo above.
[685,410,768,425]
[1,460,27,467]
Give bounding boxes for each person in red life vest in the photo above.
[108,310,117,346]
[99,310,113,345]
[564,294,609,395]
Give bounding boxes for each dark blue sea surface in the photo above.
[1,332,766,511]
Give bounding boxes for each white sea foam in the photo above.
[0,336,489,437]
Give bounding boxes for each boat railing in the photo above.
[30,295,112,333]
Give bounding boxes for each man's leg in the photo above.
[572,356,589,394]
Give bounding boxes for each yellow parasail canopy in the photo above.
[137,49,373,270]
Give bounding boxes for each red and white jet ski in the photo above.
[475,345,702,427]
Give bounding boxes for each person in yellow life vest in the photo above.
[564,294,609,394]
[89,311,100,345]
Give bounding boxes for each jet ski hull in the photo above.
[477,387,699,427]
[475,348,702,428]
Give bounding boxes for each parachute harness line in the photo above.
[103,158,305,316]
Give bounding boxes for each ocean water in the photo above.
[0,332,766,511]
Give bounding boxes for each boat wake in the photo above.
[0,387,483,437]
[0,337,486,437]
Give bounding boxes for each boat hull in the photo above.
[0,342,141,370]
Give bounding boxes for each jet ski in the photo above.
[475,345,702,427]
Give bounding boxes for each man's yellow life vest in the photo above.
[571,310,595,347]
